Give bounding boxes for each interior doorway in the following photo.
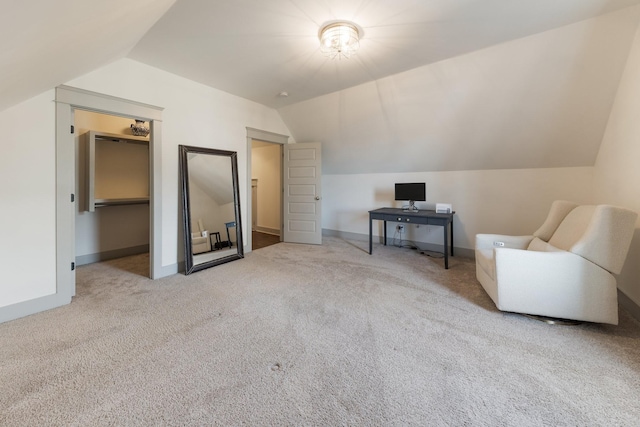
[245,127,288,252]
[56,85,164,302]
[74,110,151,276]
[245,128,323,250]
[250,140,283,250]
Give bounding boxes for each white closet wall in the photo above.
[75,110,150,264]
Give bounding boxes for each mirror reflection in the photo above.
[180,145,243,274]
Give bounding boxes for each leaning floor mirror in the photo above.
[179,145,244,274]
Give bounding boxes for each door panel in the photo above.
[283,143,322,245]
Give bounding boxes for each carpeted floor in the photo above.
[1,237,640,426]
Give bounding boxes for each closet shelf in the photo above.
[84,130,150,212]
[94,197,150,208]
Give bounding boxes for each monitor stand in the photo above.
[404,200,419,212]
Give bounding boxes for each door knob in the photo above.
[315,196,321,201]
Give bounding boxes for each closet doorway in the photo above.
[56,85,163,304]
[74,110,150,275]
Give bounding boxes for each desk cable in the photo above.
[392,232,444,259]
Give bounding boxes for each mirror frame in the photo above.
[179,145,244,274]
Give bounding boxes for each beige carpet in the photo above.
[1,237,640,426]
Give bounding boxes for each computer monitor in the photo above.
[395,183,426,211]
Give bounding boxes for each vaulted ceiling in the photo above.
[130,0,640,108]
[0,0,176,112]
[4,0,640,174]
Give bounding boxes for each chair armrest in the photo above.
[494,248,618,323]
[475,234,533,250]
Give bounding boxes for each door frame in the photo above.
[56,85,164,299]
[245,127,288,252]
[251,178,258,232]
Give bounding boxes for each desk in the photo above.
[225,221,236,248]
[369,208,455,269]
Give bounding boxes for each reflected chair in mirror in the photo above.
[475,200,637,325]
[191,219,211,254]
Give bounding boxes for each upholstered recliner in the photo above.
[475,200,637,324]
[192,219,211,254]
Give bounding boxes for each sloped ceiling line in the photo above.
[277,6,640,174]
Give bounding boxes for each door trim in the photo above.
[0,86,165,323]
[56,85,164,290]
[246,127,288,252]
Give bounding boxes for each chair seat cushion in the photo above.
[527,237,564,253]
[476,248,495,280]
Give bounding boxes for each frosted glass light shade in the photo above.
[319,22,361,59]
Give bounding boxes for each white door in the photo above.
[283,143,322,245]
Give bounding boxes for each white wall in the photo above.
[0,0,176,112]
[280,7,640,176]
[0,58,292,311]
[594,21,640,306]
[66,58,293,268]
[307,12,609,250]
[251,143,281,233]
[0,91,57,306]
[323,167,593,250]
[283,9,633,263]
[75,110,149,259]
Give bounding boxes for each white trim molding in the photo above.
[246,127,288,252]
[0,85,169,324]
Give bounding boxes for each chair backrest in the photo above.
[546,203,637,274]
[533,200,578,241]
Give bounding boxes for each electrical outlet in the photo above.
[397,224,404,232]
[493,241,505,247]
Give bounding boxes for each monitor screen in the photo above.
[395,183,426,201]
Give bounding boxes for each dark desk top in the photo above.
[369,207,455,218]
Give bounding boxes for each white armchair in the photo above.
[192,219,211,254]
[475,200,637,324]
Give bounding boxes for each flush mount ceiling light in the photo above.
[318,21,363,59]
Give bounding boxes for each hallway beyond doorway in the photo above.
[252,231,280,250]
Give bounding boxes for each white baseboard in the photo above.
[254,226,280,236]
[160,263,180,277]
[322,228,475,259]
[0,292,71,324]
[76,244,150,266]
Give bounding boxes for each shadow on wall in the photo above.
[375,188,394,207]
[618,227,640,302]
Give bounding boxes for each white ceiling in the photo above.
[3,0,639,112]
[3,0,640,174]
[128,0,640,108]
[0,0,176,112]
[280,5,640,174]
